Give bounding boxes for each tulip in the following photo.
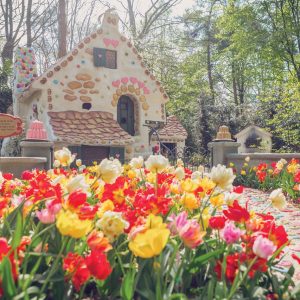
[129,156,144,169]
[54,147,75,167]
[210,165,236,191]
[56,210,92,239]
[269,188,287,210]
[221,221,243,244]
[96,159,122,184]
[87,230,112,252]
[253,235,276,259]
[129,214,170,258]
[97,211,129,242]
[66,175,89,194]
[168,212,205,249]
[145,155,169,173]
[175,167,185,180]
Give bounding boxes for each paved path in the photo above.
[243,188,300,282]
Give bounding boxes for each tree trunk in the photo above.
[206,0,216,103]
[1,40,14,64]
[197,92,211,154]
[26,0,33,47]
[57,0,67,58]
[127,0,137,40]
[232,62,238,106]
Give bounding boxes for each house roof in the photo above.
[16,10,169,103]
[48,111,134,145]
[234,125,272,138]
[157,115,187,140]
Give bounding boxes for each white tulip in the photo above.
[174,166,185,180]
[269,188,287,210]
[145,155,169,173]
[210,164,236,191]
[130,156,144,169]
[66,175,89,194]
[97,158,122,184]
[54,147,75,167]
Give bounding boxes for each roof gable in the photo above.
[158,115,187,140]
[234,125,272,138]
[16,10,169,103]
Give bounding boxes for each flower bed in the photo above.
[0,149,300,299]
[233,158,300,204]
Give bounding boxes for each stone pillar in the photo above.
[20,141,54,170]
[208,125,240,167]
[208,141,240,167]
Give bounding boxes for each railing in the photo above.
[159,144,208,171]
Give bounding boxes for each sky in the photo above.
[97,0,197,18]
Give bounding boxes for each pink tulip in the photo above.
[253,235,276,259]
[222,221,243,244]
[46,200,61,214]
[36,209,56,224]
[36,200,61,224]
[168,212,205,249]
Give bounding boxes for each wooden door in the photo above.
[81,146,109,166]
[117,96,135,136]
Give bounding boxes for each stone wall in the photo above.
[226,153,300,170]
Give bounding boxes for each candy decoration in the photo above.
[13,46,38,94]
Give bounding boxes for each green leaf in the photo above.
[189,248,223,271]
[2,200,25,238]
[11,212,23,250]
[121,268,137,300]
[207,277,216,300]
[168,293,188,299]
[1,256,17,298]
[13,286,40,300]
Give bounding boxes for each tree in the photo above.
[261,0,300,81]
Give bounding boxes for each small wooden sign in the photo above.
[0,113,23,138]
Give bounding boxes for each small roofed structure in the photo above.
[234,125,272,153]
[154,115,187,155]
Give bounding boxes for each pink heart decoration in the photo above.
[130,77,138,84]
[121,77,129,84]
[143,87,150,94]
[138,81,145,88]
[111,40,119,48]
[112,80,120,88]
[103,38,110,47]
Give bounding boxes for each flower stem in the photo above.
[39,236,70,297]
[227,256,258,300]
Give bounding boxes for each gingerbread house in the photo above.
[13,10,187,164]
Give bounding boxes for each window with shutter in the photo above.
[93,48,117,69]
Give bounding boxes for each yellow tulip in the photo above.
[181,178,198,193]
[97,200,115,218]
[56,210,92,239]
[170,183,180,194]
[198,177,215,194]
[127,170,136,179]
[210,193,224,208]
[200,208,210,231]
[129,215,170,258]
[180,192,198,210]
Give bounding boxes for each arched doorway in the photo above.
[117,95,135,136]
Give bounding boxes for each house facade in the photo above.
[13,10,186,164]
